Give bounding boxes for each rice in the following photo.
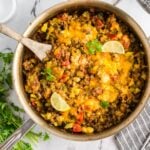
[23,9,147,134]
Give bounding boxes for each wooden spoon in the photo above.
[0,23,52,60]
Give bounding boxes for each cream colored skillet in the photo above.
[0,0,150,150]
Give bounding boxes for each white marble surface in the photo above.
[0,0,150,150]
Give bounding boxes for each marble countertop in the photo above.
[0,0,150,150]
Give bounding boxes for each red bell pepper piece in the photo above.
[73,123,82,133]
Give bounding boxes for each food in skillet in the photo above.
[23,9,147,134]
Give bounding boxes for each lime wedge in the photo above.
[102,41,125,54]
[51,92,70,112]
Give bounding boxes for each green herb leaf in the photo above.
[12,140,33,150]
[0,52,13,64]
[42,68,55,81]
[100,100,109,108]
[0,100,22,143]
[86,39,102,54]
[5,72,12,88]
[10,103,25,112]
[0,52,14,92]
[25,131,42,144]
[0,52,51,149]
[25,130,50,143]
[43,132,50,141]
[88,47,95,55]
[0,52,23,144]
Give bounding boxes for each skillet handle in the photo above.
[0,119,35,150]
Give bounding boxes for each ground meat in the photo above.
[23,9,147,134]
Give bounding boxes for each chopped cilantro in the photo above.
[12,141,32,150]
[42,68,55,81]
[86,39,102,54]
[43,133,50,141]
[100,100,109,108]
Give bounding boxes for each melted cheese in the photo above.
[96,53,133,102]
[58,21,97,45]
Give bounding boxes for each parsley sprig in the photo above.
[86,39,102,54]
[100,100,109,108]
[0,52,22,143]
[0,52,13,94]
[0,52,50,150]
[42,68,55,81]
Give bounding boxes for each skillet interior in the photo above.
[13,0,150,141]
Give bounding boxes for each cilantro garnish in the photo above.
[86,39,102,54]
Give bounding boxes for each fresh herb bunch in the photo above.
[13,131,50,150]
[12,141,32,150]
[0,52,22,143]
[0,52,50,150]
[0,52,13,94]
[0,100,22,143]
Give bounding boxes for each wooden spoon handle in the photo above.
[0,23,22,42]
[0,23,52,61]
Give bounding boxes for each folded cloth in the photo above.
[115,99,150,150]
